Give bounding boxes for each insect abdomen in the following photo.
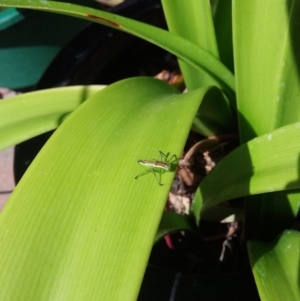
[138,160,170,170]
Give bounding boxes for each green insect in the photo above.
[135,151,179,186]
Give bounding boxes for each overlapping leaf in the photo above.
[0,86,104,150]
[233,0,300,240]
[248,230,300,301]
[0,78,213,301]
[0,0,235,94]
[192,123,300,222]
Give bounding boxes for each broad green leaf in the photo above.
[0,0,235,94]
[161,0,219,90]
[233,0,300,240]
[192,123,300,222]
[248,230,300,301]
[0,85,104,151]
[0,78,212,301]
[233,0,300,141]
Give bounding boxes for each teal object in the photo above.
[0,8,24,30]
[0,9,88,89]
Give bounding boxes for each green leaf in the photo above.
[233,0,300,141]
[248,230,300,301]
[161,0,219,90]
[213,0,234,73]
[192,122,300,222]
[0,78,212,301]
[192,86,235,135]
[155,211,195,243]
[0,0,235,94]
[192,190,244,224]
[233,0,300,239]
[160,1,235,136]
[0,85,104,151]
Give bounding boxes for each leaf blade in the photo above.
[161,0,219,90]
[192,123,300,221]
[0,0,235,94]
[0,78,211,301]
[248,230,300,301]
[0,85,104,150]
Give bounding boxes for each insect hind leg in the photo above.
[135,168,154,179]
[152,169,164,186]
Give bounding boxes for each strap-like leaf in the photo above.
[0,78,213,301]
[192,123,300,223]
[0,86,104,150]
[248,230,300,301]
[0,0,235,94]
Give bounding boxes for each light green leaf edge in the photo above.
[0,78,212,301]
[0,85,104,151]
[0,0,235,94]
[248,230,300,301]
[192,122,300,223]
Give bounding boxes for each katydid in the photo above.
[135,151,178,186]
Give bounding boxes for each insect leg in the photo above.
[152,169,164,186]
[135,168,154,179]
[169,154,178,164]
[159,151,170,162]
